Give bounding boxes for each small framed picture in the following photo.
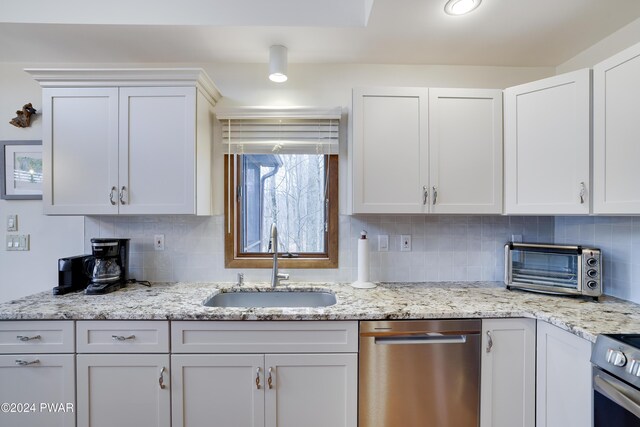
[0,140,43,200]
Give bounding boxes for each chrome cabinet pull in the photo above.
[267,367,273,389]
[159,367,166,389]
[109,186,117,205]
[579,182,586,204]
[255,367,261,389]
[432,186,438,205]
[486,331,493,353]
[112,335,136,341]
[119,186,127,205]
[15,359,40,366]
[16,335,41,342]
[422,186,428,205]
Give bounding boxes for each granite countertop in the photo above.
[1,281,639,342]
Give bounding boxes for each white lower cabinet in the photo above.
[0,321,75,427]
[0,354,75,427]
[536,321,592,427]
[481,318,536,427]
[264,353,357,427]
[171,321,358,427]
[76,354,170,427]
[75,320,171,427]
[171,354,264,427]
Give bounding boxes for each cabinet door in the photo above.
[0,354,75,427]
[76,354,170,427]
[118,87,196,214]
[429,89,503,214]
[171,354,264,427]
[265,353,357,427]
[594,41,640,213]
[536,321,592,427]
[42,87,119,215]
[352,87,429,213]
[504,70,591,214]
[481,318,535,427]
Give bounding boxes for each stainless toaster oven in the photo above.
[505,243,602,300]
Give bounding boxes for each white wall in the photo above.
[0,64,84,302]
[556,16,640,73]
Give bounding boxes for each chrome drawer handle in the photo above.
[109,186,117,205]
[422,186,428,205]
[579,182,586,204]
[15,359,40,366]
[255,367,261,389]
[119,186,127,205]
[486,331,493,353]
[159,367,166,389]
[112,335,136,341]
[16,335,41,342]
[432,186,438,205]
[267,367,274,389]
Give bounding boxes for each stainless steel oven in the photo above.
[505,243,602,299]
[592,334,640,426]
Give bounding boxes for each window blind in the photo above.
[218,108,341,155]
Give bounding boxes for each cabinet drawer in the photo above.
[171,321,358,353]
[77,321,169,353]
[0,321,74,354]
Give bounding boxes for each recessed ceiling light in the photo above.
[444,0,482,16]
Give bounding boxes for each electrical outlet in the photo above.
[7,215,17,232]
[401,235,412,252]
[154,234,165,251]
[378,235,389,252]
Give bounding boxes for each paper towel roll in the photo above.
[351,231,376,289]
[357,237,370,283]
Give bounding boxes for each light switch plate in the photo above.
[7,215,17,232]
[6,234,29,251]
[378,235,389,252]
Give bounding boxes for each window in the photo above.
[224,154,338,268]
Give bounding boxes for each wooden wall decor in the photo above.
[9,103,37,128]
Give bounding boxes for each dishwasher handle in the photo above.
[374,334,469,345]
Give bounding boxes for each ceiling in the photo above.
[2,0,640,67]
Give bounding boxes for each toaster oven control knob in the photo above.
[587,269,598,278]
[586,280,598,289]
[629,359,640,377]
[587,257,598,267]
[606,348,627,367]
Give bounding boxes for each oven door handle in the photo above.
[594,373,640,419]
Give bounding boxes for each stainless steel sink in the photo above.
[203,290,337,308]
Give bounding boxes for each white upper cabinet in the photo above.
[593,41,640,214]
[429,88,503,214]
[352,87,429,214]
[351,87,502,214]
[29,68,220,216]
[42,87,120,215]
[504,69,591,215]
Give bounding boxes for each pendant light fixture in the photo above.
[269,45,288,83]
[444,0,482,15]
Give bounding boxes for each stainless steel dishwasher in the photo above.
[359,319,481,427]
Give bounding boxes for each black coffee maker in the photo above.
[84,238,130,295]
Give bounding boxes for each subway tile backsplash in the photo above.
[85,214,553,285]
[555,216,640,304]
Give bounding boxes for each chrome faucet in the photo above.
[268,223,289,288]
